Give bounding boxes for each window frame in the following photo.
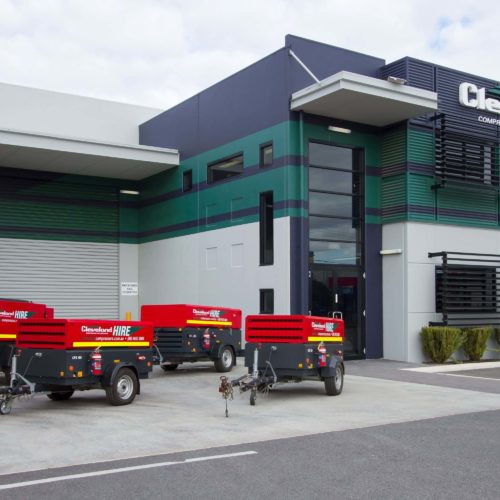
[183,170,193,192]
[259,191,274,266]
[259,288,274,314]
[207,153,244,184]
[259,142,273,168]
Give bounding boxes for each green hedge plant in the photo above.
[421,327,463,363]
[462,327,492,361]
[494,327,500,345]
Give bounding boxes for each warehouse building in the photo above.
[1,35,499,362]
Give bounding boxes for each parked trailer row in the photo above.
[0,300,345,415]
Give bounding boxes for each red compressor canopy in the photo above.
[0,299,53,342]
[245,315,344,344]
[141,304,242,330]
[16,318,154,350]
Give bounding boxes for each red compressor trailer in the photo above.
[141,304,243,373]
[0,298,54,380]
[230,314,345,405]
[0,318,154,415]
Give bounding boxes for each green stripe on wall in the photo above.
[408,129,435,166]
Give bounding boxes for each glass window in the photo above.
[260,289,274,314]
[309,192,355,218]
[309,241,359,265]
[207,154,243,183]
[260,143,273,167]
[259,192,274,265]
[183,170,193,192]
[309,143,352,170]
[309,167,353,193]
[309,216,357,242]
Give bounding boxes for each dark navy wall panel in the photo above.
[139,49,290,158]
[365,223,383,358]
[408,59,434,91]
[379,58,408,82]
[139,95,200,159]
[290,216,309,315]
[140,36,387,158]
[286,35,385,94]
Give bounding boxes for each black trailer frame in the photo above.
[154,326,243,373]
[0,347,153,415]
[231,342,344,405]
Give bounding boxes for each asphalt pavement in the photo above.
[0,358,499,499]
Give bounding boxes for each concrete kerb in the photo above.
[403,360,500,373]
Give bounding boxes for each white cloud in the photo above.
[0,0,498,109]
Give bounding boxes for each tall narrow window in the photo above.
[183,170,193,192]
[260,289,274,314]
[259,191,274,265]
[260,142,273,167]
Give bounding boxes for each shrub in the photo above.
[494,327,500,345]
[421,326,463,363]
[462,327,492,361]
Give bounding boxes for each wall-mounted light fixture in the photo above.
[120,189,140,195]
[387,76,407,85]
[379,249,402,255]
[328,125,352,134]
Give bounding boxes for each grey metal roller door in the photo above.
[0,237,119,319]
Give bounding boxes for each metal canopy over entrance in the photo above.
[290,71,438,127]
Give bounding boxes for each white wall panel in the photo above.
[384,221,500,363]
[139,218,291,325]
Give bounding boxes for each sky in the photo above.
[0,0,499,111]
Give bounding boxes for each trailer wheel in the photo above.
[160,364,179,372]
[0,399,12,415]
[47,390,74,401]
[105,368,138,406]
[324,365,344,396]
[214,346,234,373]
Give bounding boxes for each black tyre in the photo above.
[324,365,344,396]
[160,364,179,372]
[105,368,138,406]
[214,346,234,373]
[0,399,12,415]
[47,390,74,401]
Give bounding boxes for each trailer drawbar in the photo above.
[0,318,154,415]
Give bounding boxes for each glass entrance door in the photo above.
[310,265,364,357]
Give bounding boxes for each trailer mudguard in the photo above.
[102,363,141,395]
[319,358,344,379]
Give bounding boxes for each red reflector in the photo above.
[136,354,146,361]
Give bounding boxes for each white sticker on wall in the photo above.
[121,282,138,296]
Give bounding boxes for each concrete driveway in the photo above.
[1,359,500,475]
